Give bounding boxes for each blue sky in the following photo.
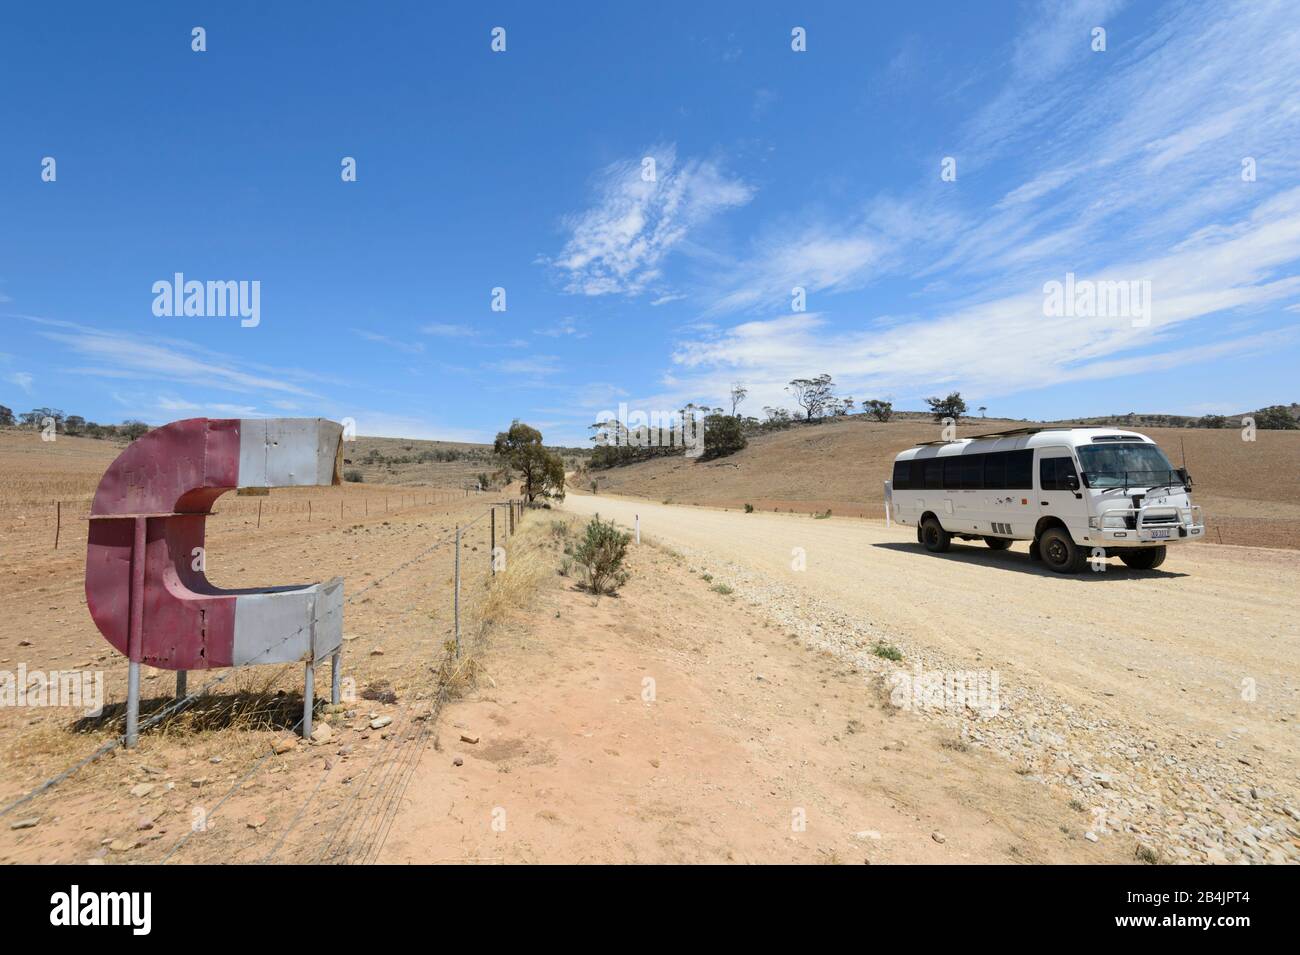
[2,0,1298,445]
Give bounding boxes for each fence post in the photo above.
[257,499,262,529]
[508,501,514,536]
[453,525,461,658]
[635,514,640,545]
[302,658,314,739]
[490,508,496,575]
[125,517,146,749]
[331,649,342,705]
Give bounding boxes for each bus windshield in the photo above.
[1076,443,1177,489]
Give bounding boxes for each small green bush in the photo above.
[744,503,754,513]
[343,468,364,483]
[573,516,631,595]
[871,641,902,661]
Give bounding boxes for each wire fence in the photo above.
[0,486,494,551]
[0,495,530,847]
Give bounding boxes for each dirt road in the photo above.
[561,492,1300,863]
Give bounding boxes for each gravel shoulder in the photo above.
[560,492,1300,864]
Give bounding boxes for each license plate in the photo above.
[1147,528,1171,539]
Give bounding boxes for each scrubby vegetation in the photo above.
[572,515,631,595]
[0,406,148,441]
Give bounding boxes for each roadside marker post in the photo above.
[635,514,640,544]
[453,525,461,658]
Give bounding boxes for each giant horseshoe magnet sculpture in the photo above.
[85,418,346,746]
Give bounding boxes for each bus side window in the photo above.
[984,452,1005,489]
[1040,456,1078,490]
[943,457,962,490]
[1039,457,1057,490]
[892,460,911,490]
[1005,450,1033,489]
[924,459,943,489]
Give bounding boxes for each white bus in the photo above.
[887,427,1205,573]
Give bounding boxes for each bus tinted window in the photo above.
[1040,456,1079,491]
[924,459,943,489]
[1005,449,1033,489]
[984,453,1005,489]
[961,454,983,489]
[892,460,910,490]
[943,457,962,489]
[1039,457,1058,490]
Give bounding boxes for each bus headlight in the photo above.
[1100,513,1128,529]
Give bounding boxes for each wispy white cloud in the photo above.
[534,316,586,338]
[5,371,34,394]
[420,322,478,338]
[489,355,562,378]
[353,329,425,354]
[546,144,753,297]
[24,317,324,399]
[650,292,687,306]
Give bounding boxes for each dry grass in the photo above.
[434,510,555,707]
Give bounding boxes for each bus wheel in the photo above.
[983,536,1012,550]
[1119,546,1166,570]
[1039,527,1084,573]
[921,517,951,553]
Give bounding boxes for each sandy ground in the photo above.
[378,515,1127,864]
[0,478,504,864]
[552,492,1300,863]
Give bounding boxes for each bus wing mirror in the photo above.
[1065,473,1080,491]
[1177,467,1192,488]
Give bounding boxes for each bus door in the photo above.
[1036,447,1090,534]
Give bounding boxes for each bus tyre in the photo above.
[1039,527,1085,573]
[921,517,951,553]
[983,536,1012,550]
[1119,546,1166,570]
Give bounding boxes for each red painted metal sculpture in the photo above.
[85,418,346,745]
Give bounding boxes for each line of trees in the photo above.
[0,405,149,440]
[588,402,748,469]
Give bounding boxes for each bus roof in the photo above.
[896,427,1155,461]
